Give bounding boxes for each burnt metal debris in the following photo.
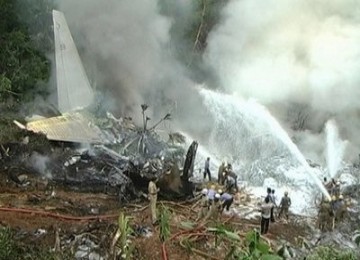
[4,107,197,202]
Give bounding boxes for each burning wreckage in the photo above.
[0,10,198,202]
[3,106,198,202]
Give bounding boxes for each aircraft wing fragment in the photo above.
[25,112,105,144]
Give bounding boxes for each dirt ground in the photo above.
[0,171,310,259]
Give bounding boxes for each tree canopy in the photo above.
[0,0,53,109]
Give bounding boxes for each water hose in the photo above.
[0,206,118,221]
[161,243,168,260]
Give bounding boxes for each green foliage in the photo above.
[0,74,12,99]
[0,227,16,259]
[16,0,55,52]
[0,115,26,144]
[0,28,50,102]
[113,212,135,259]
[0,1,19,32]
[159,204,171,242]
[0,0,52,106]
[305,246,356,260]
[223,229,282,260]
[179,221,196,230]
[207,226,241,241]
[240,230,281,259]
[208,225,240,250]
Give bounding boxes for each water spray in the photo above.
[325,119,347,179]
[199,88,332,201]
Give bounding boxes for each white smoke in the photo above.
[205,0,360,161]
[59,0,195,121]
[54,0,360,163]
[29,152,52,179]
[56,1,173,118]
[55,0,210,136]
[205,0,360,110]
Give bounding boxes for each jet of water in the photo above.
[325,119,347,179]
[199,88,331,201]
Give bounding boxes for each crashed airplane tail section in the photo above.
[52,10,94,113]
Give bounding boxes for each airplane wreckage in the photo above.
[0,10,198,201]
[7,109,198,201]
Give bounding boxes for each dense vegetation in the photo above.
[0,0,55,143]
[0,0,53,111]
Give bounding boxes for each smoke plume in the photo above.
[55,0,360,163]
[205,0,360,162]
[55,0,213,139]
[29,152,52,179]
[56,1,189,120]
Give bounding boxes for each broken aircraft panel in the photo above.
[25,112,106,144]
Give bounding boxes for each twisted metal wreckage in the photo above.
[5,108,198,201]
[0,9,198,202]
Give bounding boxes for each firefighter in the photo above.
[218,162,226,185]
[224,165,238,193]
[333,182,341,197]
[278,191,291,220]
[148,177,159,224]
[318,197,334,232]
[334,194,347,223]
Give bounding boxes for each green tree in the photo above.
[0,0,53,106]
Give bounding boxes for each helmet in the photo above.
[284,191,288,196]
[210,185,216,190]
[331,196,336,201]
[215,193,221,199]
[336,181,340,186]
[202,188,208,195]
[339,195,344,200]
[218,189,223,194]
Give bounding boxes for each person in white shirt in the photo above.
[260,196,273,234]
